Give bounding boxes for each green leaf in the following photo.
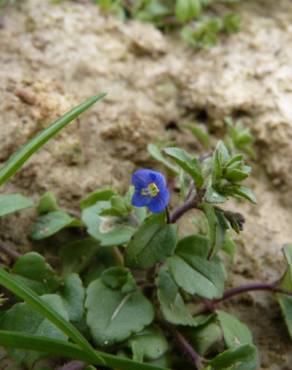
[205,183,226,204]
[59,237,99,275]
[203,204,229,258]
[215,140,231,164]
[101,267,136,294]
[277,296,292,339]
[85,279,154,346]
[277,244,292,339]
[0,294,68,366]
[0,331,170,370]
[82,202,135,247]
[168,235,226,299]
[128,326,168,362]
[225,168,249,182]
[217,310,253,348]
[0,268,102,363]
[228,186,257,204]
[12,252,59,294]
[60,273,85,323]
[156,267,207,326]
[30,211,80,240]
[147,144,179,175]
[0,94,106,186]
[37,192,59,215]
[183,123,210,148]
[100,193,133,218]
[222,234,236,261]
[0,193,33,217]
[209,344,258,370]
[223,12,241,34]
[80,188,116,209]
[187,321,222,356]
[281,244,292,290]
[125,214,177,269]
[164,147,203,187]
[175,0,201,23]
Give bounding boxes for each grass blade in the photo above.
[0,93,106,186]
[0,331,170,370]
[0,268,101,363]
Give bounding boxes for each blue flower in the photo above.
[131,169,170,213]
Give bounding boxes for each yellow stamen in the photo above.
[141,182,159,197]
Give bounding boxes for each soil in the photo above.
[0,0,292,368]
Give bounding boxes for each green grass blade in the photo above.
[0,331,170,370]
[0,93,106,186]
[0,268,101,363]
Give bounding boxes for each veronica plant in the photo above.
[0,130,291,369]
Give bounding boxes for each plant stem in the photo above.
[218,282,292,302]
[169,193,200,224]
[170,327,203,370]
[0,244,21,260]
[197,281,292,314]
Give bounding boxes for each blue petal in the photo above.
[131,191,151,207]
[148,188,170,213]
[148,171,167,190]
[132,169,153,189]
[132,169,167,190]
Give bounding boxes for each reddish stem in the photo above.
[168,326,203,369]
[198,282,292,314]
[218,282,292,302]
[169,193,200,223]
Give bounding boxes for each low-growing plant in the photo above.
[91,0,241,48]
[0,97,291,369]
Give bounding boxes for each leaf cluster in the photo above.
[91,0,241,48]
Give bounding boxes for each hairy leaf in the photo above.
[164,147,203,187]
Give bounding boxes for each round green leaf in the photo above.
[85,279,154,346]
[12,252,59,294]
[81,202,135,247]
[128,327,169,362]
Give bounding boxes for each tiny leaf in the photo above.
[128,326,168,362]
[37,192,59,215]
